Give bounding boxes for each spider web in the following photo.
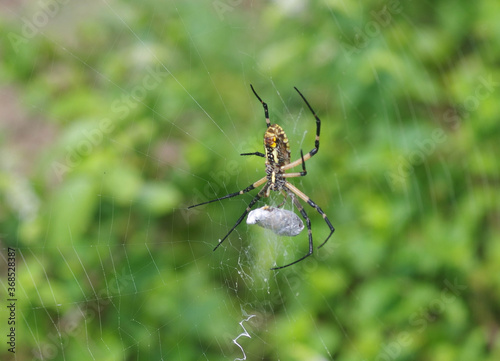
[1,1,499,361]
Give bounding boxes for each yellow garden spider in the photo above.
[189,85,335,269]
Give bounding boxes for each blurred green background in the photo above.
[1,0,500,360]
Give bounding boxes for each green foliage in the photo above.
[1,0,499,360]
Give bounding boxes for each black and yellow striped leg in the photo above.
[285,182,335,249]
[250,84,271,127]
[281,88,321,171]
[308,199,335,249]
[188,177,267,208]
[271,190,313,270]
[294,86,320,156]
[282,150,307,178]
[240,151,265,157]
[213,184,269,251]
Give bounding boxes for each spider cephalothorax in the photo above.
[189,85,335,269]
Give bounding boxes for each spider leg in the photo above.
[271,189,313,270]
[214,184,269,251]
[250,84,271,127]
[240,151,265,157]
[188,176,267,208]
[281,88,321,171]
[284,182,335,249]
[282,149,307,178]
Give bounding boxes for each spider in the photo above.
[189,85,335,269]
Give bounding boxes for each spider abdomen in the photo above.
[265,165,286,192]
